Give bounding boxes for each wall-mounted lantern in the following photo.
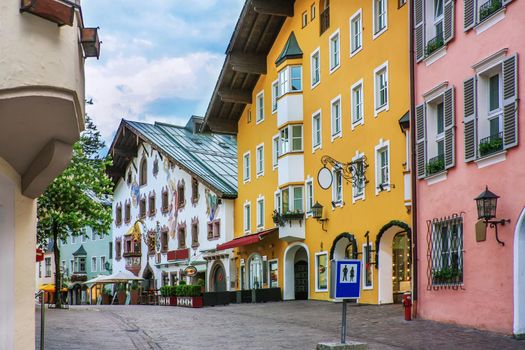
[474,186,510,246]
[312,202,328,232]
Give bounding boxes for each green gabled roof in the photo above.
[275,31,303,66]
[72,245,87,256]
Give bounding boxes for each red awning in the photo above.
[216,228,277,251]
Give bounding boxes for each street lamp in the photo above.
[474,186,510,246]
[312,202,328,232]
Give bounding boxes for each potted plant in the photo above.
[102,287,112,305]
[117,283,127,305]
[130,282,139,305]
[176,285,203,308]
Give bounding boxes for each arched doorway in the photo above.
[248,254,263,289]
[330,233,358,260]
[284,243,310,300]
[142,264,155,291]
[210,261,227,292]
[514,208,525,337]
[376,221,411,304]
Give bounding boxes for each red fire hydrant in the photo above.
[403,293,412,321]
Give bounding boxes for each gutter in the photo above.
[409,0,419,317]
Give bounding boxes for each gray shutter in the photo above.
[415,0,425,62]
[502,54,518,149]
[463,77,477,162]
[416,104,427,179]
[464,0,476,32]
[443,0,455,44]
[444,87,455,169]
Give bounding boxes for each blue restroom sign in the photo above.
[330,259,361,300]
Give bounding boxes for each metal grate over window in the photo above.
[427,213,464,290]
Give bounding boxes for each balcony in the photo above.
[320,7,330,35]
[277,213,305,242]
[278,154,304,187]
[479,132,504,157]
[426,154,445,176]
[20,0,75,27]
[277,93,303,128]
[479,0,503,23]
[426,33,444,57]
[81,27,101,59]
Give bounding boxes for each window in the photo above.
[374,0,388,36]
[256,197,264,229]
[488,74,502,137]
[45,257,51,277]
[161,187,169,213]
[247,109,252,123]
[139,196,146,218]
[100,256,106,272]
[148,192,156,217]
[430,216,463,286]
[311,49,321,87]
[302,11,308,28]
[207,222,214,239]
[213,220,220,238]
[350,10,362,55]
[352,153,366,201]
[315,252,328,291]
[191,221,199,248]
[177,180,185,208]
[81,234,87,243]
[256,144,264,177]
[256,91,264,124]
[153,157,159,177]
[139,157,147,186]
[38,262,42,278]
[115,203,122,226]
[115,239,122,260]
[351,80,364,127]
[244,203,251,233]
[269,259,279,288]
[272,80,279,113]
[399,0,407,7]
[280,186,304,213]
[79,257,86,273]
[329,30,340,72]
[162,229,169,252]
[312,111,322,150]
[125,201,131,223]
[127,171,132,185]
[434,0,444,38]
[278,66,302,96]
[243,151,251,182]
[71,235,77,244]
[178,226,186,249]
[191,178,199,204]
[374,63,389,114]
[61,260,66,275]
[331,96,342,139]
[311,3,316,20]
[91,257,97,272]
[362,244,373,289]
[272,135,279,169]
[306,179,314,214]
[280,124,303,155]
[333,168,343,205]
[69,260,74,275]
[275,191,282,214]
[375,142,390,193]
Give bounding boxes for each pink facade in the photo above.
[414,0,524,335]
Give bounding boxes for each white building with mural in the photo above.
[108,117,238,293]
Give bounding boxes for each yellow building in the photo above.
[205,0,411,304]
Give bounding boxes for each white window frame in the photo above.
[312,109,322,152]
[362,243,374,290]
[278,65,303,97]
[329,29,341,74]
[373,0,388,39]
[311,48,321,89]
[256,143,264,178]
[375,139,391,195]
[256,90,265,124]
[350,9,363,57]
[302,11,308,28]
[331,95,343,141]
[256,196,265,230]
[243,151,251,183]
[279,185,304,213]
[332,167,344,207]
[244,201,251,234]
[351,79,365,129]
[271,80,279,114]
[268,258,279,288]
[280,124,304,155]
[305,177,314,217]
[311,3,316,20]
[91,256,97,272]
[100,256,106,272]
[374,62,389,116]
[274,190,282,214]
[352,151,366,203]
[272,134,279,170]
[315,251,329,292]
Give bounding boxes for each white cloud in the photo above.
[85,51,222,141]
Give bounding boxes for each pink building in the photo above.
[413,0,524,336]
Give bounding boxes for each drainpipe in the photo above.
[409,0,419,318]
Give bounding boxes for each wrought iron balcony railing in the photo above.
[425,33,444,57]
[479,131,503,157]
[479,0,503,23]
[426,154,445,176]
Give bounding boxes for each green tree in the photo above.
[37,116,113,307]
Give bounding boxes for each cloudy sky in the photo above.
[82,0,244,145]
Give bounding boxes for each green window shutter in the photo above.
[444,87,456,169]
[416,103,427,179]
[502,54,518,149]
[463,77,477,162]
[414,0,425,62]
[464,0,476,32]
[444,0,455,44]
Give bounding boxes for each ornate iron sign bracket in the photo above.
[320,155,369,187]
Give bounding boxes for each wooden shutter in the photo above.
[502,54,518,149]
[416,103,427,178]
[414,0,425,62]
[463,77,477,162]
[464,0,476,32]
[443,0,455,44]
[444,87,456,169]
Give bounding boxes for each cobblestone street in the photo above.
[36,301,523,350]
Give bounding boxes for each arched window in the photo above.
[248,254,263,290]
[140,157,147,185]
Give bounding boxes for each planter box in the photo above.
[203,292,230,307]
[177,296,203,308]
[130,291,139,305]
[117,292,126,305]
[102,295,112,305]
[254,288,282,303]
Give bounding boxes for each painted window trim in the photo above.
[271,80,279,114]
[329,29,341,74]
[243,151,251,183]
[311,109,323,153]
[350,9,363,57]
[244,201,252,234]
[351,79,365,129]
[330,95,343,141]
[332,167,344,208]
[268,258,279,288]
[372,0,388,40]
[362,243,374,290]
[100,255,106,272]
[256,143,265,178]
[272,134,279,170]
[373,61,390,116]
[315,251,329,292]
[310,47,321,89]
[374,139,391,195]
[256,196,265,230]
[352,151,366,203]
[256,90,265,124]
[91,256,97,272]
[305,176,314,217]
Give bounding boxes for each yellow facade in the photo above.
[234,0,411,304]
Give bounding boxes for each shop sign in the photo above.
[184,265,198,277]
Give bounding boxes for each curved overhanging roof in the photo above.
[203,0,295,135]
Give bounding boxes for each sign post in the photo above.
[330,259,362,345]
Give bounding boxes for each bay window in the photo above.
[280,124,303,155]
[278,65,303,96]
[280,185,304,214]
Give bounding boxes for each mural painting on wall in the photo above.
[127,219,145,242]
[205,189,220,221]
[131,180,140,207]
[168,179,179,239]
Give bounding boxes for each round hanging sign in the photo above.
[184,265,198,277]
[317,166,333,190]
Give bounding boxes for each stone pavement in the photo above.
[36,301,524,350]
